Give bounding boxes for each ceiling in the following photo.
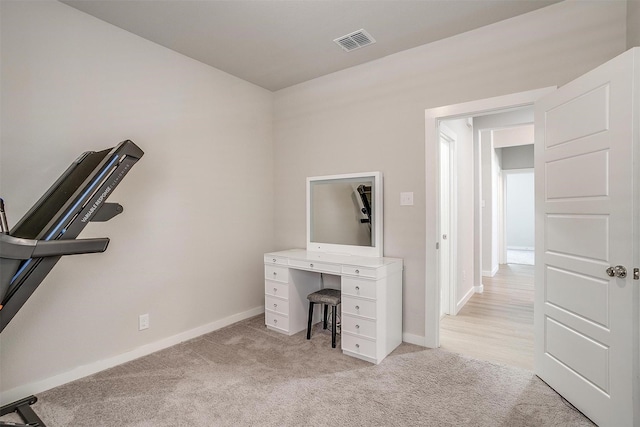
[61,0,561,91]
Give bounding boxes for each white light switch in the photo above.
[400,192,414,206]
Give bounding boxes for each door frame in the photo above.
[424,86,555,348]
[439,123,458,316]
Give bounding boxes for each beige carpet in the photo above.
[2,315,593,426]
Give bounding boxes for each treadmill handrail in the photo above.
[32,238,109,257]
[0,235,37,260]
[0,234,109,259]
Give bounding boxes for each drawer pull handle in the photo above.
[273,288,277,293]
[355,305,360,310]
[355,286,360,291]
[272,258,276,263]
[355,324,360,329]
[355,269,360,274]
[273,304,277,308]
[310,263,314,268]
[273,272,277,276]
[355,344,360,349]
[273,319,277,324]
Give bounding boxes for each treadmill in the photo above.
[0,140,144,426]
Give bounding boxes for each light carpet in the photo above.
[3,315,593,426]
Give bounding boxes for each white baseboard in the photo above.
[402,332,426,347]
[482,265,499,277]
[455,286,475,314]
[474,284,484,294]
[1,306,265,406]
[507,246,534,251]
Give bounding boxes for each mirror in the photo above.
[307,172,383,257]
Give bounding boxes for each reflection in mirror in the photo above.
[311,178,373,246]
[307,172,383,257]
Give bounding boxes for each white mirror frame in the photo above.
[306,171,383,258]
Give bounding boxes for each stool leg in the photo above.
[323,304,328,329]
[307,302,314,340]
[331,305,337,348]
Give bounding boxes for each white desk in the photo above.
[264,249,403,364]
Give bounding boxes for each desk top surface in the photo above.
[265,249,402,268]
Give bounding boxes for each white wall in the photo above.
[505,171,535,249]
[502,145,534,170]
[628,0,640,48]
[0,0,631,399]
[492,125,534,148]
[479,130,496,275]
[492,148,502,269]
[273,1,627,339]
[475,109,533,275]
[0,0,273,401]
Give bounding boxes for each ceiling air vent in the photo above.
[334,29,376,52]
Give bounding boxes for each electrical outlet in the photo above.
[139,313,149,331]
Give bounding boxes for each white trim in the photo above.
[482,265,499,277]
[498,165,506,265]
[425,86,555,349]
[402,332,425,346]
[503,168,534,174]
[474,284,484,294]
[455,286,475,314]
[0,306,265,405]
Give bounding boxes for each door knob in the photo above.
[606,265,627,278]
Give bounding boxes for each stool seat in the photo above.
[307,288,341,306]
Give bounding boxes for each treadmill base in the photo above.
[0,395,46,427]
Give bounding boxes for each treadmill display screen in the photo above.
[11,148,111,240]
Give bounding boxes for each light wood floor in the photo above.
[439,264,534,370]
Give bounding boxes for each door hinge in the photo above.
[436,242,439,250]
[634,267,639,280]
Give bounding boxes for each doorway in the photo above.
[503,169,534,265]
[426,49,640,427]
[423,87,555,351]
[438,111,537,370]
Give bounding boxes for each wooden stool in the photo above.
[306,289,341,348]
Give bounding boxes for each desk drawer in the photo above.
[265,281,288,298]
[264,255,288,266]
[265,265,288,283]
[342,265,377,279]
[265,295,289,315]
[341,296,376,319]
[265,311,289,332]
[342,277,376,299]
[342,315,376,339]
[342,334,376,359]
[288,259,341,274]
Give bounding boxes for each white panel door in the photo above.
[440,135,451,316]
[439,124,457,316]
[534,48,639,426]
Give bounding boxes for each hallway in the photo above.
[439,264,534,370]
